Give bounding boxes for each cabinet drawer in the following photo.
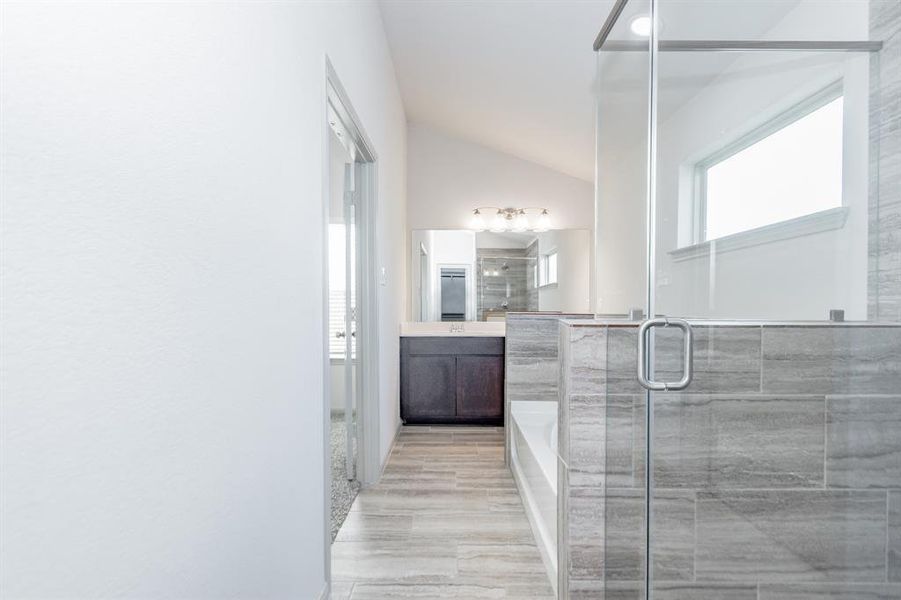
[403,336,504,356]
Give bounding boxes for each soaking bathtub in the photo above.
[509,400,557,593]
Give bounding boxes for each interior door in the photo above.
[343,162,358,481]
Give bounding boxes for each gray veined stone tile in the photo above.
[826,396,901,489]
[891,491,900,582]
[335,512,414,542]
[567,486,605,580]
[761,326,901,395]
[650,491,695,582]
[758,583,901,599]
[604,489,646,582]
[653,394,826,489]
[650,583,759,600]
[567,578,607,600]
[695,490,888,582]
[603,581,644,600]
[567,393,605,478]
[603,489,695,583]
[567,326,609,396]
[506,315,564,357]
[606,326,642,394]
[506,356,559,402]
[655,326,762,394]
[606,394,641,489]
[331,539,458,583]
[349,582,506,599]
[456,544,550,582]
[332,582,355,600]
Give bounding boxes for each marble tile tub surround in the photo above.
[504,312,593,465]
[557,319,901,599]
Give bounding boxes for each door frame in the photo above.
[321,56,381,592]
[436,262,474,321]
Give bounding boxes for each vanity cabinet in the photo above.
[400,336,504,425]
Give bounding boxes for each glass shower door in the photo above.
[597,0,900,597]
[642,1,900,598]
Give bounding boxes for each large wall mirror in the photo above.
[411,229,591,322]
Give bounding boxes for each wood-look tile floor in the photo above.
[331,426,555,600]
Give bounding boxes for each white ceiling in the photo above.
[378,0,808,183]
[379,0,614,182]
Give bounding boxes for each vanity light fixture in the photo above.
[534,209,551,233]
[470,207,551,233]
[470,209,486,231]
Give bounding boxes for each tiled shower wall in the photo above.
[869,0,901,321]
[504,312,593,464]
[558,320,901,599]
[477,248,536,320]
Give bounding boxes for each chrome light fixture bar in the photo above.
[470,207,551,233]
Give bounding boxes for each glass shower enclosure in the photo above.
[594,0,900,597]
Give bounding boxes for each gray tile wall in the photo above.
[558,321,901,599]
[476,248,537,320]
[503,312,593,465]
[869,0,901,322]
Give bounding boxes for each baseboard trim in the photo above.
[372,420,402,486]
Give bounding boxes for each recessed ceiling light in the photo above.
[630,15,652,37]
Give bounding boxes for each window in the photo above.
[698,87,844,242]
[539,251,558,287]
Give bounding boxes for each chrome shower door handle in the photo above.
[637,318,693,391]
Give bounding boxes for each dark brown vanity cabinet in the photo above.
[400,336,504,425]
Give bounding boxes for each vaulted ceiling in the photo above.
[378,0,613,182]
[378,0,809,184]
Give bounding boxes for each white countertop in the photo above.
[399,321,506,337]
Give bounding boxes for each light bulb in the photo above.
[534,209,551,232]
[630,15,652,37]
[513,210,529,232]
[470,209,486,231]
[490,210,506,232]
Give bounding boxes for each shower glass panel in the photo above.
[597,1,900,598]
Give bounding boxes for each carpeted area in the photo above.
[331,412,360,540]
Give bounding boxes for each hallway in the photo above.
[331,427,555,599]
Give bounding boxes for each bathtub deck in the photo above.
[331,426,555,599]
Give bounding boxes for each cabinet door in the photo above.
[455,355,504,418]
[404,355,456,419]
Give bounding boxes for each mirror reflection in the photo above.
[411,229,590,322]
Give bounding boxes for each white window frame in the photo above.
[692,80,845,245]
[539,250,558,288]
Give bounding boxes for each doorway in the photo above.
[322,58,380,588]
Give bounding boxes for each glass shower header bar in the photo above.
[592,0,629,51]
[591,0,883,52]
[598,40,883,52]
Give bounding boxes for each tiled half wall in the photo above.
[558,320,901,599]
[504,312,594,464]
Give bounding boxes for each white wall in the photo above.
[596,0,871,320]
[537,230,591,313]
[410,230,477,321]
[0,2,406,598]
[406,123,594,317]
[407,123,594,230]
